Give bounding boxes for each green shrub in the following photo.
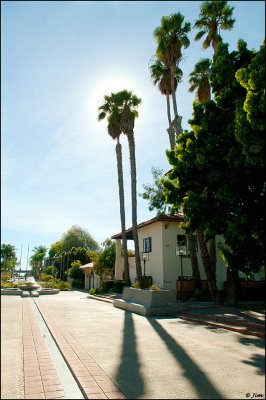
[58,281,71,291]
[89,288,96,295]
[114,280,125,294]
[44,266,54,276]
[108,288,115,293]
[72,279,84,289]
[40,274,55,282]
[95,287,102,294]
[1,272,11,281]
[1,282,18,288]
[101,280,114,293]
[149,284,161,291]
[41,281,57,288]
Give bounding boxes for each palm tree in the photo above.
[30,245,47,279]
[150,57,183,149]
[111,90,143,285]
[1,244,17,272]
[98,95,131,286]
[189,58,219,302]
[194,0,235,54]
[154,12,191,138]
[188,58,212,102]
[153,14,202,292]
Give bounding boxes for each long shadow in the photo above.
[242,353,265,375]
[148,318,224,399]
[115,311,145,399]
[238,334,265,349]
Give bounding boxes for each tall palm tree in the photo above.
[188,58,219,301]
[194,0,235,54]
[153,14,202,292]
[150,57,183,150]
[112,90,143,284]
[30,245,47,279]
[154,12,191,138]
[188,58,212,102]
[98,95,131,286]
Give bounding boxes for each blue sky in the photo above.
[1,0,265,267]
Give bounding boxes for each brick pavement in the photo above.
[35,298,126,399]
[22,298,65,399]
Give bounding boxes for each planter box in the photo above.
[113,287,189,316]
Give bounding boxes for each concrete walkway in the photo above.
[1,292,265,399]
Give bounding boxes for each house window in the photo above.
[143,237,152,252]
[177,235,198,252]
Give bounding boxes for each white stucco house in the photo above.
[111,214,227,291]
[79,262,101,290]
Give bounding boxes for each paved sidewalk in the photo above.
[1,292,265,399]
[35,298,126,399]
[89,294,265,338]
[22,298,66,399]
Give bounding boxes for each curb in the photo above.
[87,294,113,304]
[179,311,265,331]
[178,315,265,338]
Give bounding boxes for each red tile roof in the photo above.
[111,213,184,240]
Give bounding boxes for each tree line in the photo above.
[98,0,265,302]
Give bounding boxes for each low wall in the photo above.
[113,287,188,316]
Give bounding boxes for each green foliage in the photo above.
[154,12,191,67]
[89,288,96,295]
[48,241,63,264]
[132,281,140,289]
[1,282,18,288]
[1,272,11,281]
[53,247,91,279]
[40,281,57,288]
[40,274,55,282]
[93,239,115,277]
[194,0,235,52]
[61,225,99,252]
[113,280,125,294]
[149,284,161,291]
[1,244,17,271]
[66,260,84,280]
[235,40,265,166]
[101,280,114,293]
[43,266,54,276]
[140,166,173,214]
[72,279,84,289]
[162,39,265,274]
[58,281,71,291]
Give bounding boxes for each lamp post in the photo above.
[141,252,149,277]
[176,244,187,302]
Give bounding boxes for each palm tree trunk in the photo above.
[166,95,175,150]
[126,130,142,282]
[115,139,131,286]
[197,230,218,302]
[170,63,178,119]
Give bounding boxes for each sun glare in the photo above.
[86,73,147,122]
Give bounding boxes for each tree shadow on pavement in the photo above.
[148,318,224,399]
[238,335,265,349]
[242,353,265,376]
[114,311,145,399]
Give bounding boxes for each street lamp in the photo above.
[176,244,187,302]
[141,252,149,277]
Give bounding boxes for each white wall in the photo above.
[113,222,227,291]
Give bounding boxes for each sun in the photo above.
[85,70,147,121]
